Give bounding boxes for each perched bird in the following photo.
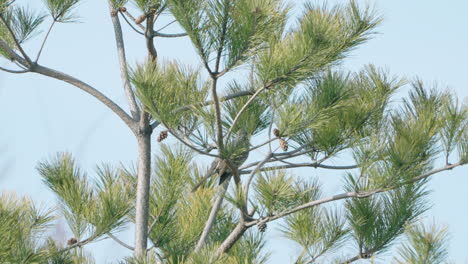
[192,130,250,192]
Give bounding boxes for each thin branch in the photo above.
[14,60,28,69]
[160,123,219,158]
[211,78,224,150]
[216,153,277,256]
[176,89,255,112]
[55,235,98,255]
[210,2,231,151]
[240,162,358,174]
[123,10,146,31]
[340,255,361,264]
[107,233,135,251]
[108,2,140,120]
[0,37,137,131]
[0,65,29,73]
[147,217,159,238]
[150,120,160,130]
[194,179,231,252]
[225,87,267,140]
[245,161,466,227]
[119,11,144,35]
[153,31,187,38]
[35,20,56,62]
[244,151,273,209]
[32,64,137,131]
[339,248,378,264]
[148,89,255,131]
[155,20,176,31]
[247,137,277,153]
[239,146,313,170]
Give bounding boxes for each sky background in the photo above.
[0,0,467,263]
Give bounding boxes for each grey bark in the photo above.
[134,125,152,257]
[108,2,140,120]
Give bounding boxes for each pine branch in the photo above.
[245,161,466,228]
[0,13,32,65]
[149,89,255,130]
[240,162,358,174]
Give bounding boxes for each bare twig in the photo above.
[0,65,29,73]
[225,87,267,140]
[211,78,224,151]
[108,2,140,120]
[35,20,56,62]
[153,31,187,38]
[107,233,135,251]
[244,151,273,210]
[0,37,137,131]
[155,20,176,31]
[119,11,144,35]
[32,64,137,131]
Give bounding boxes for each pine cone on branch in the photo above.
[273,128,280,138]
[135,14,147,24]
[257,222,267,233]
[67,237,78,246]
[279,138,288,151]
[157,130,168,142]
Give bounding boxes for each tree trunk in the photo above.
[134,131,152,257]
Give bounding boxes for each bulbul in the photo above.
[192,129,250,192]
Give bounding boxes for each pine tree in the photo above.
[0,0,467,263]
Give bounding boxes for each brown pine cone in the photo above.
[273,128,280,138]
[279,138,288,151]
[119,7,127,12]
[157,130,168,142]
[135,14,147,24]
[257,222,267,233]
[67,237,78,245]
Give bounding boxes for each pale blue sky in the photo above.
[0,0,467,263]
